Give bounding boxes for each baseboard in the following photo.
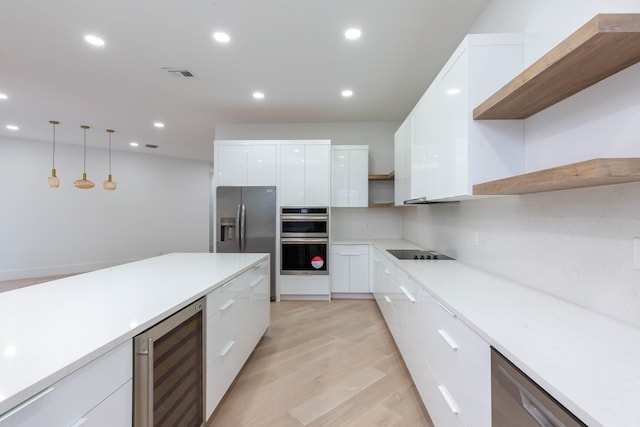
[279,294,331,301]
[331,293,374,300]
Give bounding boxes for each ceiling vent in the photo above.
[162,68,198,79]
[145,144,159,149]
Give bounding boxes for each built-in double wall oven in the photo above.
[280,207,328,275]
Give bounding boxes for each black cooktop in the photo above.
[386,249,455,260]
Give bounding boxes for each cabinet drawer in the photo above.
[417,357,464,427]
[425,298,491,427]
[0,340,132,427]
[75,379,132,427]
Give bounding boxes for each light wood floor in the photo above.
[209,299,434,427]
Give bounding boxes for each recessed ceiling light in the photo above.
[341,89,354,97]
[0,93,7,100]
[213,32,231,43]
[253,92,265,99]
[129,142,139,147]
[84,34,105,47]
[6,125,19,130]
[345,28,361,40]
[153,122,165,128]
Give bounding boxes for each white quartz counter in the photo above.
[0,252,268,416]
[367,241,640,427]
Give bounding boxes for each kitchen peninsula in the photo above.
[0,252,270,425]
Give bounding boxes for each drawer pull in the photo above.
[384,295,392,304]
[399,286,416,303]
[70,418,88,427]
[383,268,390,275]
[220,299,235,311]
[249,278,262,288]
[219,340,236,357]
[437,385,460,414]
[0,387,55,422]
[438,329,459,350]
[437,301,456,318]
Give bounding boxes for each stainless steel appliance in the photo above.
[280,207,328,237]
[386,249,455,260]
[134,298,205,427]
[280,207,328,275]
[216,186,276,299]
[491,348,586,427]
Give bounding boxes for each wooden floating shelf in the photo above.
[473,14,640,120]
[368,171,395,181]
[473,158,640,195]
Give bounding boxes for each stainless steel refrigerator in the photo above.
[216,186,276,299]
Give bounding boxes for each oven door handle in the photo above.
[281,215,328,221]
[281,238,328,244]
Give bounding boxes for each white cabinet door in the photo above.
[330,245,369,293]
[331,146,368,207]
[280,144,305,206]
[330,247,351,293]
[394,118,412,206]
[331,149,349,207]
[304,144,330,206]
[348,148,368,207]
[216,145,248,186]
[247,145,277,186]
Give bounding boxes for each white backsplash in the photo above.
[331,207,403,241]
[401,183,640,327]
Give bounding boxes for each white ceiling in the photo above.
[0,0,488,161]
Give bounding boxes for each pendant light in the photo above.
[48,120,60,188]
[103,129,117,190]
[74,125,95,189]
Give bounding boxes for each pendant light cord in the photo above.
[108,131,112,174]
[52,123,56,169]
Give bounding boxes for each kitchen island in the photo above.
[0,252,269,424]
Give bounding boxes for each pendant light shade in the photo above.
[74,125,95,189]
[48,120,60,188]
[103,129,117,190]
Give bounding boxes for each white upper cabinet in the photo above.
[395,33,525,204]
[214,142,277,187]
[331,145,368,207]
[280,142,330,206]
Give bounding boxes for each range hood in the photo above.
[403,197,459,205]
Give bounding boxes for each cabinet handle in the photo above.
[384,295,392,304]
[249,278,262,288]
[437,301,456,318]
[220,299,235,311]
[70,418,88,427]
[220,340,236,357]
[339,253,358,256]
[382,268,390,275]
[399,286,416,303]
[0,387,55,422]
[437,385,460,414]
[438,329,459,350]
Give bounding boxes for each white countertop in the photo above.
[368,241,640,427]
[0,252,268,416]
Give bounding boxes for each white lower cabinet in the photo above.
[0,341,132,427]
[330,244,369,294]
[374,250,490,427]
[205,259,270,418]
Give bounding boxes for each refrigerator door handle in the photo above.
[235,204,241,251]
[240,204,246,252]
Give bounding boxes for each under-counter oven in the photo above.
[491,348,586,427]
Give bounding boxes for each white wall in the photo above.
[0,136,211,280]
[403,0,640,327]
